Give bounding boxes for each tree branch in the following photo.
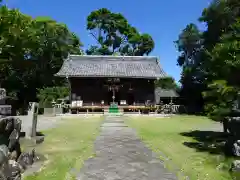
[90,32,103,46]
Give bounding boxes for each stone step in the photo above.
[103,113,123,116]
[101,123,127,127]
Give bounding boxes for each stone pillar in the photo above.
[26,102,39,138]
[53,106,56,116]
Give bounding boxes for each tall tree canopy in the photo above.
[176,0,240,118]
[0,6,82,112]
[86,8,154,56]
[175,23,204,113]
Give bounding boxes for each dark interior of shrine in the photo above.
[70,77,155,105]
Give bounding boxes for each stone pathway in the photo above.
[77,116,177,180]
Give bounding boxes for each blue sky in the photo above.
[5,0,211,82]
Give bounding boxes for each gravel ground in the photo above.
[77,116,177,180]
[15,113,223,134]
[13,115,64,133]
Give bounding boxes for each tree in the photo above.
[175,23,203,67]
[176,0,240,115]
[175,23,204,113]
[37,86,70,108]
[200,1,240,119]
[86,8,154,56]
[0,6,82,112]
[199,0,240,84]
[199,0,240,50]
[155,77,178,90]
[206,19,240,86]
[203,19,240,120]
[203,80,239,121]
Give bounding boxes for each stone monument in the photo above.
[26,102,39,138]
[0,88,11,117]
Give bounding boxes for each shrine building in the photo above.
[55,55,166,107]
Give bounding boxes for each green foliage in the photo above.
[86,8,154,56]
[155,77,178,90]
[175,23,202,67]
[175,23,204,113]
[199,0,240,49]
[207,19,240,85]
[37,86,70,108]
[202,19,240,120]
[0,6,82,111]
[203,80,239,121]
[176,0,240,116]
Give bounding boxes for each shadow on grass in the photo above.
[181,130,240,179]
[180,130,229,155]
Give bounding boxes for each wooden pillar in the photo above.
[66,76,71,103]
[112,87,115,104]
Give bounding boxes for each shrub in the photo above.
[37,86,70,108]
[203,80,239,121]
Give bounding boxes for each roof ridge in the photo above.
[69,54,158,61]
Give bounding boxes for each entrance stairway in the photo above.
[104,104,123,116]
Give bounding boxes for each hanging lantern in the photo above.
[129,83,133,91]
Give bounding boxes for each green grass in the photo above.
[24,116,103,180]
[126,115,235,180]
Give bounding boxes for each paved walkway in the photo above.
[77,116,177,180]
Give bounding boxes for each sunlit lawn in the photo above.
[24,116,103,180]
[126,115,235,180]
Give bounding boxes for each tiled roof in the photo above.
[155,87,179,104]
[55,55,166,79]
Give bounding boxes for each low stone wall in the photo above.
[0,117,39,179]
[0,105,11,116]
[43,108,53,115]
[56,108,63,114]
[44,108,63,115]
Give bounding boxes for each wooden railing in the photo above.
[51,102,186,114]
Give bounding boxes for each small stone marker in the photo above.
[26,102,39,138]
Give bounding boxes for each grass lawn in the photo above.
[24,116,103,180]
[126,115,236,180]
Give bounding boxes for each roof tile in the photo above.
[55,55,166,79]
